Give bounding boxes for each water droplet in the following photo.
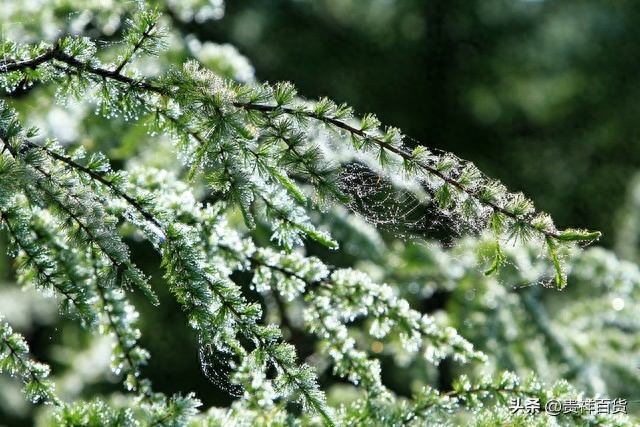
[198,336,243,397]
[612,297,624,311]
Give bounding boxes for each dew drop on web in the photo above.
[338,161,460,243]
[198,335,244,397]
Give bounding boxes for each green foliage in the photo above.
[0,317,60,406]
[0,1,637,426]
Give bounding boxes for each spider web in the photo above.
[339,161,461,243]
[198,335,244,397]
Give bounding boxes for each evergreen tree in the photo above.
[0,1,637,426]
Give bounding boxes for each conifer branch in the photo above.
[240,245,484,363]
[0,116,497,419]
[404,373,608,426]
[20,140,163,229]
[235,102,568,240]
[163,233,335,425]
[6,128,393,402]
[405,385,536,424]
[114,19,159,75]
[0,39,599,257]
[261,114,339,195]
[0,318,62,406]
[0,211,96,324]
[5,129,332,421]
[0,42,161,93]
[1,138,122,270]
[89,249,150,396]
[51,44,161,93]
[0,32,601,251]
[2,43,555,240]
